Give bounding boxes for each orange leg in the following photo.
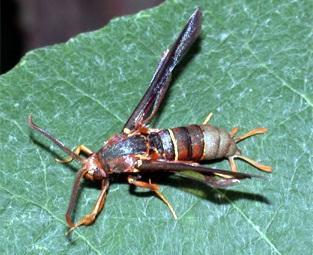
[227,153,272,173]
[235,127,268,143]
[229,127,239,138]
[233,155,272,172]
[203,112,213,125]
[228,127,272,173]
[56,144,93,163]
[228,156,238,172]
[66,181,109,234]
[128,176,177,219]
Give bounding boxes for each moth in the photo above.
[29,8,271,232]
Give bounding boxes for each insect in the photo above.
[29,8,271,232]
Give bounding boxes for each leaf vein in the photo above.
[221,191,282,255]
[276,106,310,128]
[59,78,124,124]
[178,200,200,220]
[0,114,28,138]
[245,45,313,108]
[0,186,102,255]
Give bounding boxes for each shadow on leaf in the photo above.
[113,172,270,205]
[30,135,78,173]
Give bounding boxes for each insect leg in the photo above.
[66,180,109,234]
[233,155,272,172]
[231,127,272,173]
[228,156,238,172]
[127,176,177,219]
[227,153,271,173]
[234,127,268,143]
[229,127,239,138]
[202,112,213,125]
[56,144,93,163]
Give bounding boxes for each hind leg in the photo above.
[229,127,272,173]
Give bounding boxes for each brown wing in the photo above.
[137,160,262,188]
[123,8,202,132]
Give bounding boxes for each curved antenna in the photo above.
[28,115,84,164]
[65,167,88,228]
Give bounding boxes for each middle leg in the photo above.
[128,175,177,219]
[56,144,93,163]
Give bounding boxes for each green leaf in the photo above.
[1,1,312,254]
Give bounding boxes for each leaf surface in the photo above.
[1,1,312,254]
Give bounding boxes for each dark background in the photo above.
[1,0,163,74]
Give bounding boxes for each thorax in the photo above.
[98,134,149,173]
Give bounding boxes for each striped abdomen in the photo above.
[148,125,238,161]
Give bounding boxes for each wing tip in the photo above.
[191,7,202,22]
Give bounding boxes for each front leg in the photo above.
[56,144,93,163]
[127,175,177,219]
[66,179,109,234]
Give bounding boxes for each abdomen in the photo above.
[148,124,238,161]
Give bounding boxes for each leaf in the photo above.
[1,1,312,254]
